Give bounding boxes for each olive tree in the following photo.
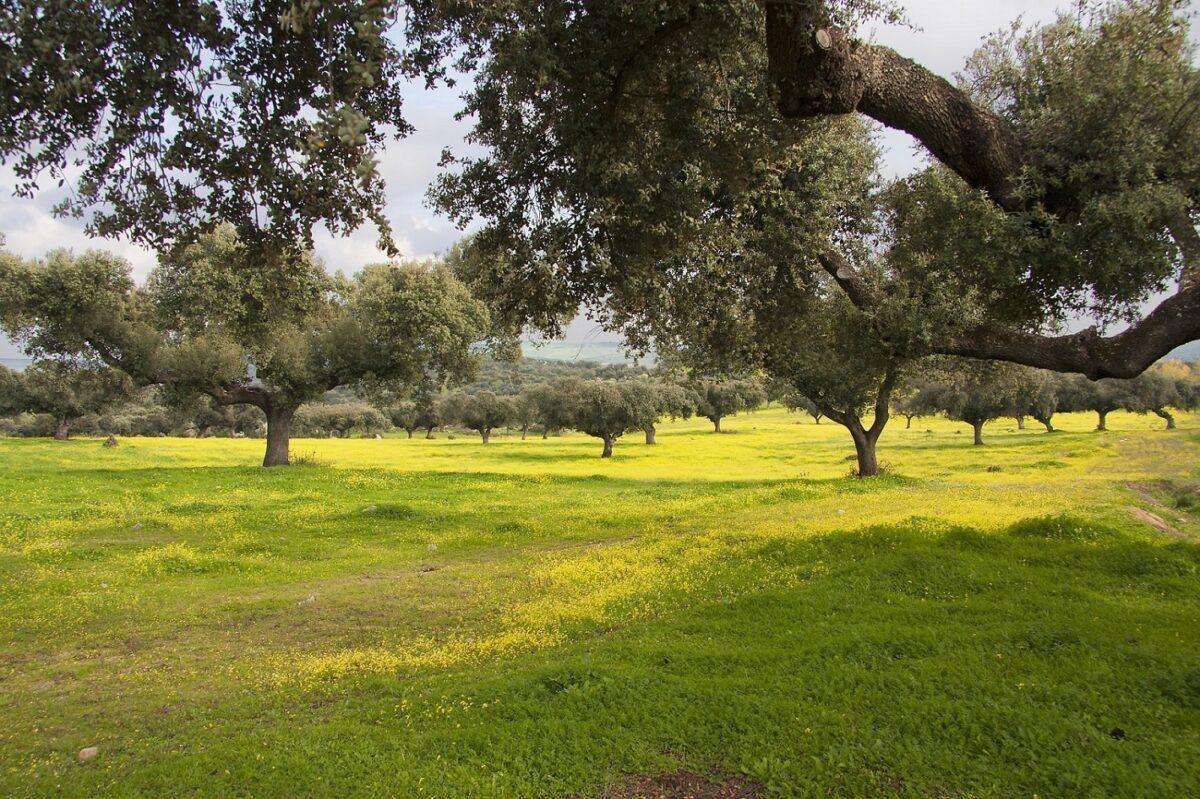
[1012,370,1065,433]
[414,0,1200,382]
[1060,377,1135,432]
[7,360,133,440]
[924,360,1028,446]
[0,233,490,465]
[451,391,515,444]
[294,403,390,438]
[529,382,574,439]
[641,383,696,444]
[512,389,542,440]
[691,379,763,434]
[561,379,656,458]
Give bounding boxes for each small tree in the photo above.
[389,401,422,438]
[529,382,574,439]
[691,379,761,433]
[1123,371,1196,430]
[379,382,441,439]
[777,387,823,424]
[454,391,515,444]
[562,380,652,458]
[511,389,541,440]
[641,383,696,444]
[294,403,389,438]
[1011,370,1064,433]
[10,360,133,440]
[929,360,1026,446]
[1060,376,1133,432]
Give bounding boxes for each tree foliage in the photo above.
[0,232,490,464]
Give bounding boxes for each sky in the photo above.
[0,1,1088,359]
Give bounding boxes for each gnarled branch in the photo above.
[819,251,1200,380]
[765,1,1026,212]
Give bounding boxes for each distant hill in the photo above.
[521,340,650,366]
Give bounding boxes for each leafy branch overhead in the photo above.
[413,0,1200,379]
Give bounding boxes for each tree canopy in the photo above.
[0,230,490,464]
[415,0,1200,379]
[0,0,420,254]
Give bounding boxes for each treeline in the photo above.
[3,350,1197,466]
[0,353,765,457]
[893,360,1199,445]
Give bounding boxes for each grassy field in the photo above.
[1,408,1199,798]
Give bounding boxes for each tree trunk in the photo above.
[848,423,880,477]
[542,428,550,440]
[1096,410,1108,431]
[972,420,985,446]
[1015,414,1025,430]
[425,427,435,439]
[1035,414,1055,433]
[53,416,69,441]
[263,405,296,467]
[601,435,614,458]
[481,428,491,444]
[905,415,914,429]
[406,429,414,439]
[1154,408,1176,430]
[712,416,722,433]
[644,425,657,445]
[521,425,529,440]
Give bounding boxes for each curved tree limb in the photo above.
[764,1,1026,212]
[819,252,1200,380]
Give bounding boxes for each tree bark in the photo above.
[765,6,1026,211]
[480,428,491,444]
[712,416,722,433]
[1015,415,1026,430]
[644,425,657,445]
[1154,408,1176,430]
[542,428,550,440]
[821,364,896,478]
[407,429,414,439]
[972,420,985,446]
[53,416,69,441]
[1034,414,1055,433]
[1096,410,1108,432]
[905,414,914,429]
[425,427,435,439]
[198,424,212,438]
[847,422,881,477]
[521,425,529,440]
[263,405,296,467]
[601,435,614,458]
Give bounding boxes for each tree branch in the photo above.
[868,364,896,438]
[765,1,1026,211]
[819,252,1200,380]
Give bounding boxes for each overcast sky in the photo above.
[0,2,1079,359]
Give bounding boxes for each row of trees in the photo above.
[394,377,765,457]
[897,364,1199,445]
[0,356,774,458]
[2,1,1200,481]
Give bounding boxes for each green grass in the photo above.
[1,408,1199,797]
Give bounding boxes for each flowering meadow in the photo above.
[1,408,1198,797]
